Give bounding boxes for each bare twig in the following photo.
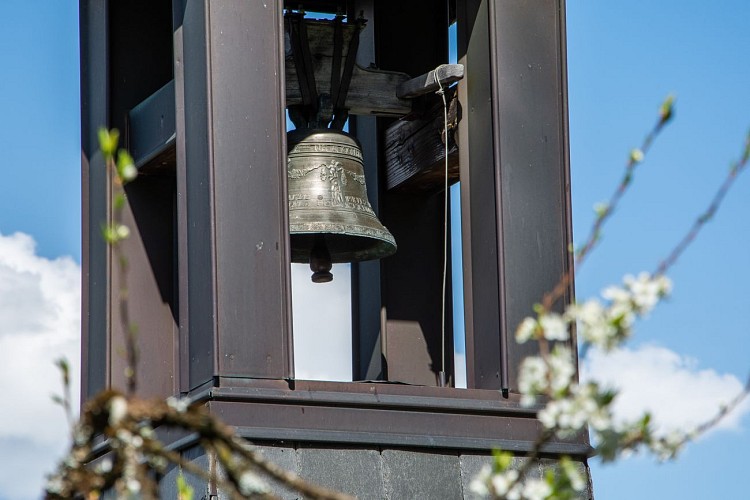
[655,129,750,276]
[690,372,750,439]
[541,96,674,312]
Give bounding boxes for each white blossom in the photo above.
[519,357,548,401]
[469,465,492,497]
[564,463,586,492]
[490,469,519,498]
[548,346,575,394]
[539,313,569,341]
[97,459,113,474]
[121,162,138,182]
[238,471,270,496]
[601,284,635,326]
[566,299,618,349]
[521,478,552,500]
[109,396,128,426]
[516,317,538,343]
[166,396,190,413]
[537,381,614,436]
[125,477,141,494]
[115,224,130,240]
[624,272,662,313]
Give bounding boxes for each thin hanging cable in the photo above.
[435,64,450,386]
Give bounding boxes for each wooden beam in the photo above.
[385,86,461,192]
[284,18,411,116]
[396,64,464,99]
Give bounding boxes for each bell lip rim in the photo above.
[289,229,397,263]
[289,227,397,248]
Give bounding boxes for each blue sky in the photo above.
[0,1,748,499]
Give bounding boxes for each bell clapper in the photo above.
[309,234,333,283]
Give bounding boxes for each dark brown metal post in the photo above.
[80,0,110,402]
[181,0,293,388]
[458,0,573,391]
[350,0,384,381]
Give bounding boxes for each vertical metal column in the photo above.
[172,0,190,394]
[350,0,384,381]
[80,0,110,401]
[181,0,293,389]
[458,0,573,391]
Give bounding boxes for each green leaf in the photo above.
[177,472,194,500]
[113,193,126,210]
[492,449,513,472]
[659,94,675,124]
[117,149,137,183]
[98,128,119,158]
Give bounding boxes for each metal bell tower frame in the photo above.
[80,1,591,496]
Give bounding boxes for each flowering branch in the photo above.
[47,129,357,499]
[98,128,139,396]
[45,389,355,499]
[473,103,750,498]
[540,96,675,313]
[575,95,674,265]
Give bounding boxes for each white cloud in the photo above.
[581,344,750,435]
[0,232,80,500]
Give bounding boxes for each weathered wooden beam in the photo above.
[396,64,464,99]
[385,86,461,192]
[284,18,411,116]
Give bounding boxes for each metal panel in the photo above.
[206,0,293,379]
[181,0,293,387]
[79,0,110,402]
[382,449,463,499]
[106,0,177,398]
[457,0,573,391]
[207,380,591,454]
[173,0,190,394]
[488,0,573,389]
[297,446,385,500]
[457,0,503,390]
[182,0,217,388]
[127,80,176,169]
[109,176,178,398]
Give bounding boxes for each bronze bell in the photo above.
[287,128,396,282]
